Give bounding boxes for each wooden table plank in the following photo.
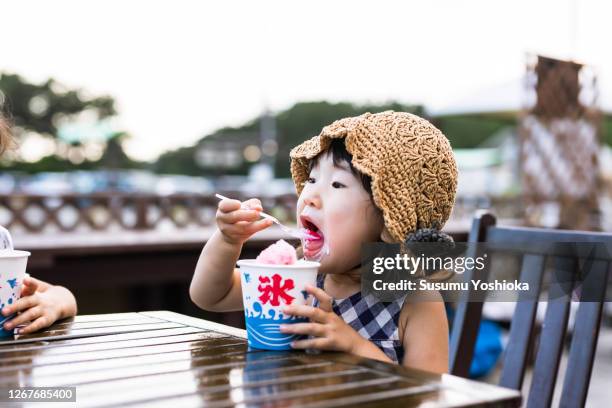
[0,327,202,352]
[76,359,335,395]
[48,317,162,330]
[72,313,151,323]
[0,322,183,345]
[15,320,173,337]
[141,310,248,338]
[104,377,434,408]
[74,361,365,406]
[14,354,300,389]
[81,373,404,408]
[0,331,227,358]
[0,341,248,380]
[0,333,242,366]
[0,311,521,407]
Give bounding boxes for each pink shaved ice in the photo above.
[256,239,297,265]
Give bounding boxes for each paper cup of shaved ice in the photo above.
[238,240,319,350]
[0,250,30,337]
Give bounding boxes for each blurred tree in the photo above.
[273,101,425,177]
[3,154,99,173]
[154,146,204,176]
[604,115,612,146]
[0,73,146,172]
[0,72,116,137]
[100,132,131,169]
[154,101,426,177]
[432,113,517,149]
[155,103,611,178]
[0,131,145,174]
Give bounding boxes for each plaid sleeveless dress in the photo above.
[313,274,407,363]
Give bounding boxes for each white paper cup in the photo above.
[237,259,319,350]
[0,250,30,337]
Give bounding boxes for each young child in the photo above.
[0,113,78,335]
[190,111,458,374]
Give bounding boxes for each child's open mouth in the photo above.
[300,215,325,259]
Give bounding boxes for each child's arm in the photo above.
[190,198,273,312]
[400,294,449,374]
[2,276,77,334]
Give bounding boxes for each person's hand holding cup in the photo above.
[0,249,31,337]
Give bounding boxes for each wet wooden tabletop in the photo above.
[0,311,521,407]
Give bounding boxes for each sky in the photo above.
[2,0,611,161]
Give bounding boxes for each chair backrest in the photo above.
[449,211,611,408]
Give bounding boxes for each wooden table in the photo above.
[0,311,521,407]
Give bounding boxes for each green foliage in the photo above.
[155,101,426,177]
[273,101,425,177]
[435,112,612,148]
[99,132,138,169]
[0,73,116,137]
[0,152,145,174]
[0,73,142,172]
[1,155,98,173]
[432,113,516,149]
[603,115,612,146]
[154,146,208,176]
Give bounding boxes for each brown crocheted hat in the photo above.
[289,111,458,242]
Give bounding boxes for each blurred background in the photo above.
[1,1,612,404]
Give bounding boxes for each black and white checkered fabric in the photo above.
[313,274,406,363]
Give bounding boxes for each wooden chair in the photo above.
[449,211,611,407]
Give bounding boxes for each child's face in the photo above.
[297,152,384,274]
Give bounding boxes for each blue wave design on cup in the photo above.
[245,315,308,350]
[244,301,309,350]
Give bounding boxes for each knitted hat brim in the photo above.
[289,111,457,243]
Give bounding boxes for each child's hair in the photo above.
[0,112,15,155]
[307,138,374,200]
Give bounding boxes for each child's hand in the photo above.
[216,197,273,245]
[2,277,65,335]
[279,285,365,353]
